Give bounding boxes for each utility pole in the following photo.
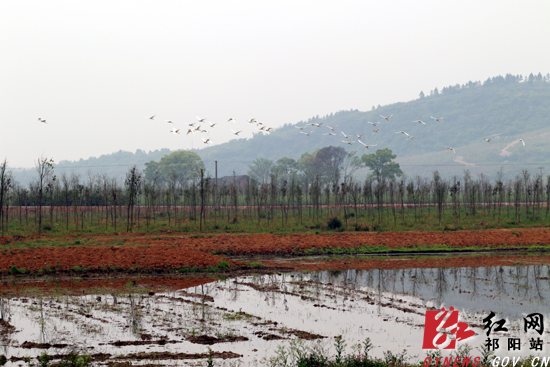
[215,161,218,211]
[200,169,204,231]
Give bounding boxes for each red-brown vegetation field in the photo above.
[1,228,550,275]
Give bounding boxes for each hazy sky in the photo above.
[1,0,549,168]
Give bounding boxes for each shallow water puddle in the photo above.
[2,263,550,365]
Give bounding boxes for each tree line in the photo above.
[1,147,550,236]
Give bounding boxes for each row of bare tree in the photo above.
[1,158,549,235]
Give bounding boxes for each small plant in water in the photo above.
[363,337,373,358]
[24,350,91,367]
[383,349,407,364]
[206,347,214,367]
[334,335,347,365]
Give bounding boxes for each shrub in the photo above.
[443,224,462,231]
[327,217,342,230]
[354,223,370,232]
[58,350,91,367]
[10,265,25,275]
[216,260,231,271]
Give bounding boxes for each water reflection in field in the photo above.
[2,261,550,366]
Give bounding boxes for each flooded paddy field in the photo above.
[3,254,550,366]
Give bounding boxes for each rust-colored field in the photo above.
[1,228,550,295]
[0,228,550,273]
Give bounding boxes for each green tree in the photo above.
[315,146,347,186]
[125,165,142,232]
[361,148,403,181]
[249,157,274,185]
[0,159,12,236]
[144,160,163,183]
[296,151,319,183]
[35,156,55,234]
[270,157,298,181]
[158,151,204,182]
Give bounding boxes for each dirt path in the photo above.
[500,139,520,156]
[454,155,476,166]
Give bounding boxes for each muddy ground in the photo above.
[2,228,550,366]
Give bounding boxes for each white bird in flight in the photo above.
[202,138,212,144]
[194,125,202,131]
[169,128,180,134]
[228,118,236,123]
[186,129,194,135]
[197,116,206,122]
[445,148,456,154]
[372,129,380,134]
[406,136,416,140]
[296,126,307,130]
[301,131,313,136]
[247,118,256,123]
[231,129,243,136]
[341,131,351,139]
[395,131,409,136]
[431,116,444,122]
[188,122,196,127]
[166,120,174,124]
[368,121,380,126]
[342,140,355,145]
[518,138,525,146]
[324,132,336,136]
[327,125,338,131]
[148,115,156,120]
[356,134,364,139]
[484,138,491,142]
[380,114,393,121]
[358,140,377,149]
[38,118,47,124]
[412,120,426,125]
[265,127,273,132]
[209,122,217,128]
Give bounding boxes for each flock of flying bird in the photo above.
[37,113,527,153]
[296,114,527,153]
[37,115,274,146]
[146,115,273,145]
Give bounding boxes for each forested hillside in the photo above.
[12,73,550,184]
[198,73,550,178]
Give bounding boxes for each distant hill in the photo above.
[13,149,171,186]
[198,73,550,178]
[12,73,550,184]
